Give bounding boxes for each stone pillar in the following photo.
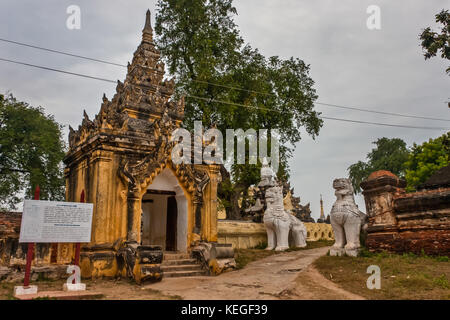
[174,185,188,252]
[193,196,203,236]
[207,165,220,242]
[127,188,142,244]
[360,170,405,251]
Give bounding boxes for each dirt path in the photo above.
[145,246,365,300]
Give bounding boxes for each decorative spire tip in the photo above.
[142,9,153,42]
[143,10,152,32]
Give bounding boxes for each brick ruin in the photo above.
[0,212,70,281]
[361,166,450,255]
[0,212,23,266]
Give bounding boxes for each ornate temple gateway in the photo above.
[63,11,222,282]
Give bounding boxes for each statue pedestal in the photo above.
[330,247,360,257]
[344,248,360,257]
[329,247,345,256]
[63,283,86,291]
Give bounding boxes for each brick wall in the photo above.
[0,212,22,238]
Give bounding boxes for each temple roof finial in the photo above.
[142,9,153,42]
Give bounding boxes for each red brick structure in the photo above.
[361,166,450,255]
[0,212,55,267]
[0,212,24,265]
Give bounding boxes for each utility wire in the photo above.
[186,95,450,130]
[0,57,117,83]
[0,56,449,131]
[0,38,127,67]
[183,80,450,122]
[1,37,448,122]
[314,102,449,122]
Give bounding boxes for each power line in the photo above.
[315,102,450,122]
[0,57,117,83]
[185,81,450,122]
[182,80,450,122]
[186,95,450,130]
[0,56,448,131]
[1,37,448,122]
[0,38,127,67]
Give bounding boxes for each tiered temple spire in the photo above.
[319,194,325,221]
[68,10,183,149]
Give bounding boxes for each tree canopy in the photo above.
[348,134,450,193]
[155,0,322,218]
[348,137,409,193]
[0,93,66,210]
[404,132,449,191]
[419,9,450,74]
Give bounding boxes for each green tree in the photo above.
[0,93,66,210]
[348,138,409,193]
[404,132,449,191]
[155,0,321,218]
[419,9,450,74]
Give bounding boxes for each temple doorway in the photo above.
[141,168,188,252]
[165,196,177,251]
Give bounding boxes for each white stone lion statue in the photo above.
[264,186,308,251]
[260,160,307,251]
[329,178,366,257]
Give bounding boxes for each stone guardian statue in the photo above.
[329,178,366,257]
[260,159,307,251]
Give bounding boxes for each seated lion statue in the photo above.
[259,159,307,251]
[329,178,366,257]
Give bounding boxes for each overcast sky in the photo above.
[0,0,449,219]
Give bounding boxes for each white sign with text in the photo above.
[19,200,93,243]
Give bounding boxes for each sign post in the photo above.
[14,192,93,297]
[24,185,40,287]
[14,186,40,296]
[72,190,84,284]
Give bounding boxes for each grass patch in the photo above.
[314,250,450,300]
[235,240,333,269]
[234,249,278,269]
[0,282,17,300]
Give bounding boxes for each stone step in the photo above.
[161,264,203,272]
[163,270,208,278]
[163,253,191,260]
[161,258,198,266]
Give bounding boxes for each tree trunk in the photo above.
[229,182,246,220]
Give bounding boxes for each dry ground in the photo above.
[5,243,445,300]
[235,240,334,269]
[145,245,363,300]
[314,250,450,300]
[0,278,182,300]
[1,242,349,300]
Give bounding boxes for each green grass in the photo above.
[314,249,450,300]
